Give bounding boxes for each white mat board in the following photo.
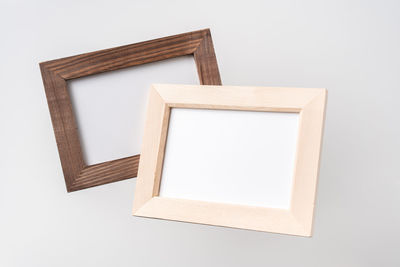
[159,108,300,209]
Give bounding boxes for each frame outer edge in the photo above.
[133,85,167,214]
[291,88,327,236]
[194,29,222,85]
[40,63,84,191]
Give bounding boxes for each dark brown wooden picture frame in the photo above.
[40,29,221,192]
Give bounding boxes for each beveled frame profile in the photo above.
[40,29,221,192]
[133,84,327,236]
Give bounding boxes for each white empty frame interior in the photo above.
[133,84,327,236]
[68,56,198,165]
[160,109,299,210]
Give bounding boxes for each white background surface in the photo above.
[1,0,399,266]
[160,109,299,209]
[69,56,198,165]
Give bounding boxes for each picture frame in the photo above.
[133,84,327,236]
[39,29,221,192]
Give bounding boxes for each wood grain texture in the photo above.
[133,85,327,236]
[39,29,221,192]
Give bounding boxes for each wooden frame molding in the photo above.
[133,84,327,236]
[40,29,221,192]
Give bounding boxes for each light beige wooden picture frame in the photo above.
[133,84,327,236]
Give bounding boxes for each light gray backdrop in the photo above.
[1,0,399,266]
